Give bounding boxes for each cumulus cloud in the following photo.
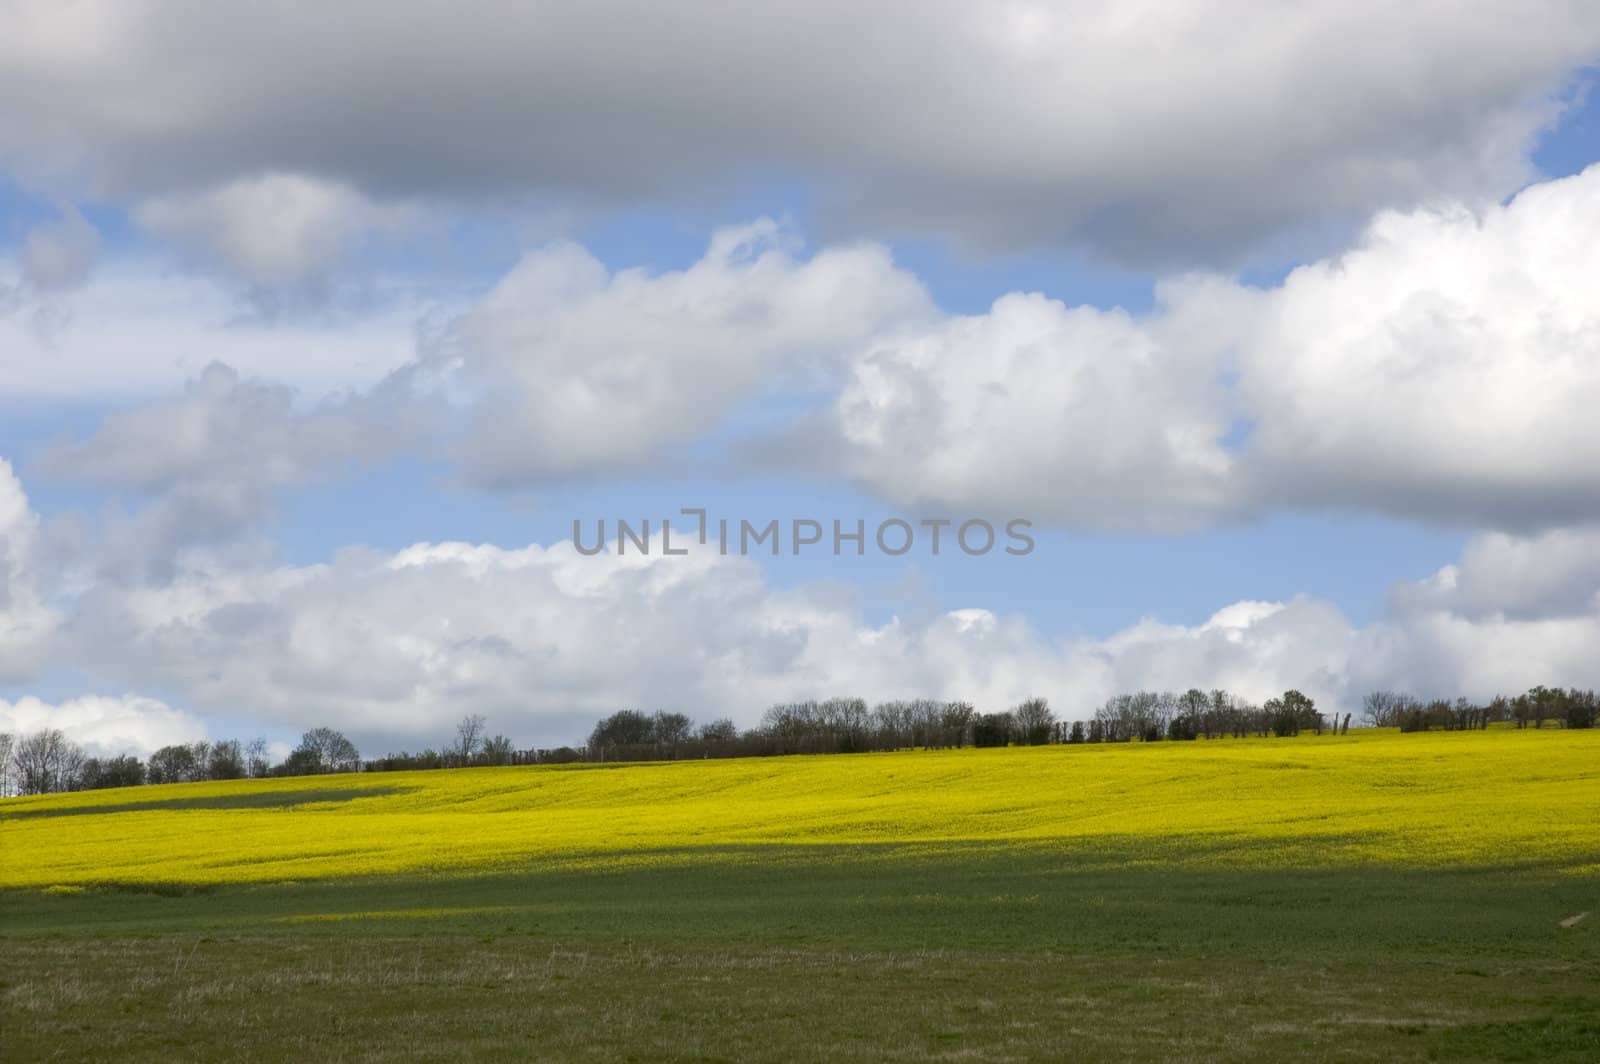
[418,219,932,485]
[2,2,1597,263]
[16,222,929,553]
[51,531,1280,747]
[47,518,1600,751]
[0,460,57,682]
[1234,166,1600,527]
[825,165,1600,531]
[0,694,208,759]
[28,166,1600,535]
[829,288,1240,530]
[1390,526,1600,621]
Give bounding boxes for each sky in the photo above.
[2,2,1599,759]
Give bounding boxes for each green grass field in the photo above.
[3,730,1597,1061]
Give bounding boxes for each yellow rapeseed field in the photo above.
[3,728,1596,889]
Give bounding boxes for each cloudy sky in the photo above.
[3,1,1599,758]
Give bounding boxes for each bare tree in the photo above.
[940,702,975,748]
[11,729,86,795]
[148,744,199,784]
[1127,691,1162,741]
[1012,697,1055,745]
[971,711,1014,748]
[246,737,271,778]
[872,700,913,748]
[1094,696,1127,742]
[1177,689,1208,738]
[453,714,487,763]
[1206,689,1235,738]
[207,739,246,780]
[1362,691,1399,727]
[289,727,361,774]
[0,732,13,796]
[589,709,656,758]
[652,711,693,746]
[480,734,515,766]
[698,718,739,742]
[81,755,146,789]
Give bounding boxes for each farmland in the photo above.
[3,729,1597,1061]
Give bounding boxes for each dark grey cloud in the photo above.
[4,1,1598,268]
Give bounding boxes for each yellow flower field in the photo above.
[3,728,1597,888]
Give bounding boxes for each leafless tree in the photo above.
[207,739,246,780]
[698,718,739,742]
[872,700,913,748]
[246,737,271,778]
[940,702,975,748]
[1012,697,1055,745]
[652,711,693,746]
[1126,691,1163,740]
[290,727,360,774]
[11,729,86,795]
[1362,691,1399,727]
[481,734,516,766]
[1178,689,1208,736]
[453,714,487,763]
[148,744,200,783]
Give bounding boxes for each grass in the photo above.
[2,729,1597,1060]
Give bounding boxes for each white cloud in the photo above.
[824,165,1600,531]
[1391,526,1600,621]
[2,1,1596,263]
[0,694,207,759]
[135,173,415,287]
[4,220,927,492]
[1066,596,1360,711]
[421,219,932,484]
[0,460,57,683]
[48,519,1600,751]
[22,166,1600,536]
[1342,608,1600,706]
[1235,166,1600,527]
[38,363,414,568]
[829,288,1239,530]
[6,439,1595,751]
[0,256,438,400]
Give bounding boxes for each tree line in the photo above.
[579,682,1595,761]
[0,726,362,797]
[1362,687,1598,732]
[2,684,1593,796]
[582,689,1348,762]
[0,713,585,796]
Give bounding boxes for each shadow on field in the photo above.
[0,785,415,820]
[5,839,1598,1062]
[8,837,1598,954]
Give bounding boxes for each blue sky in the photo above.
[3,4,1599,756]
